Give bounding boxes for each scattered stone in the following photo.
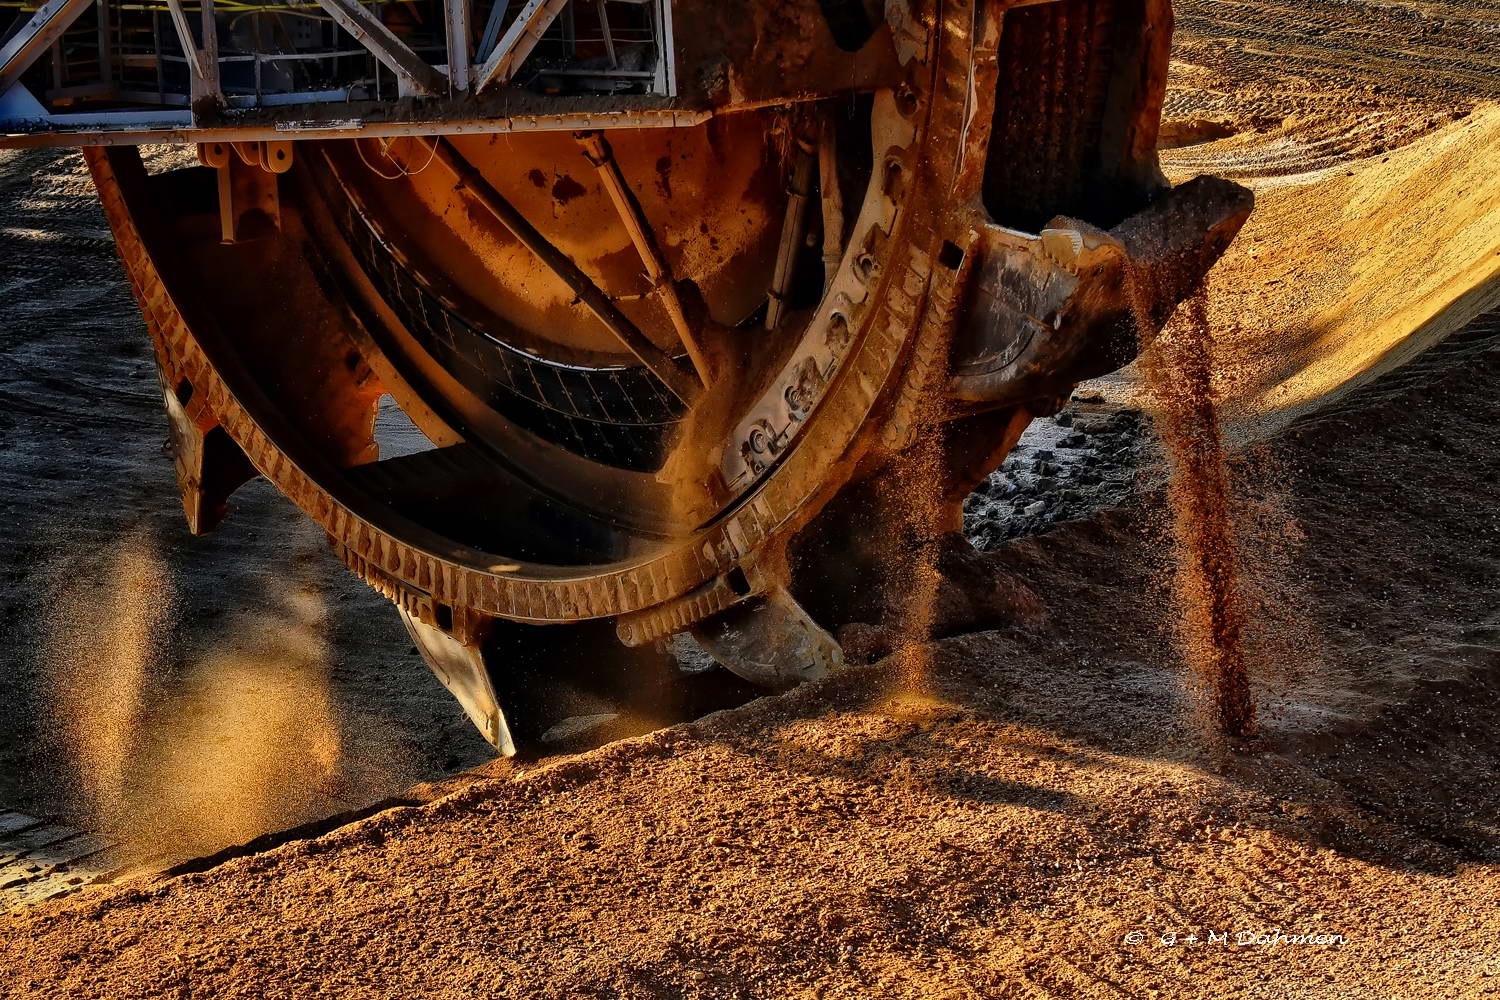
[666,634,718,674]
[963,394,1150,550]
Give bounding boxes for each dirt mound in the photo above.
[1166,0,1498,141]
[1158,0,1500,432]
[1160,105,1500,434]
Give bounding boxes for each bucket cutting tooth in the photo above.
[691,586,844,691]
[398,607,517,755]
[158,372,258,536]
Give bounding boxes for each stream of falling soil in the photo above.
[49,530,170,827]
[1133,282,1257,738]
[881,428,947,695]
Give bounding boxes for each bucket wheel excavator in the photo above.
[1,0,1249,751]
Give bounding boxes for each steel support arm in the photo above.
[474,0,569,94]
[311,0,447,96]
[163,0,209,82]
[444,0,472,92]
[424,137,701,404]
[0,0,95,95]
[577,130,713,385]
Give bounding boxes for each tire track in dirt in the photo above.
[1175,0,1500,104]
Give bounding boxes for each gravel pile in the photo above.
[964,391,1155,550]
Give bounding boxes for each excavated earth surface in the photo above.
[4,322,1500,996]
[2,0,1500,995]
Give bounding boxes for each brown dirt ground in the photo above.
[5,319,1500,999]
[1159,0,1500,430]
[4,0,1500,996]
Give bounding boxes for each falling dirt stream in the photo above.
[1134,282,1256,738]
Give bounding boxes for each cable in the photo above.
[355,134,437,180]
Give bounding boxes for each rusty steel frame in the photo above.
[3,0,881,150]
[576,129,714,385]
[422,135,701,403]
[79,45,948,627]
[3,0,676,140]
[49,0,1254,751]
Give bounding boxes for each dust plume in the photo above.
[873,294,967,697]
[46,536,352,862]
[133,584,344,859]
[878,426,949,695]
[44,527,173,830]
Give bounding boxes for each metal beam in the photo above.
[1,106,717,150]
[444,0,471,92]
[0,0,95,95]
[199,0,220,104]
[95,0,112,85]
[476,0,507,61]
[163,0,208,82]
[578,130,713,385]
[310,0,447,97]
[474,0,569,94]
[595,0,617,68]
[423,136,700,404]
[765,130,816,330]
[818,115,843,287]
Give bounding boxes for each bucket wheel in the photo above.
[83,0,1251,752]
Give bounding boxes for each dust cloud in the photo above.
[134,584,344,857]
[45,528,169,829]
[43,531,361,863]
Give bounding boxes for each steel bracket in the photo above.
[198,142,285,243]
